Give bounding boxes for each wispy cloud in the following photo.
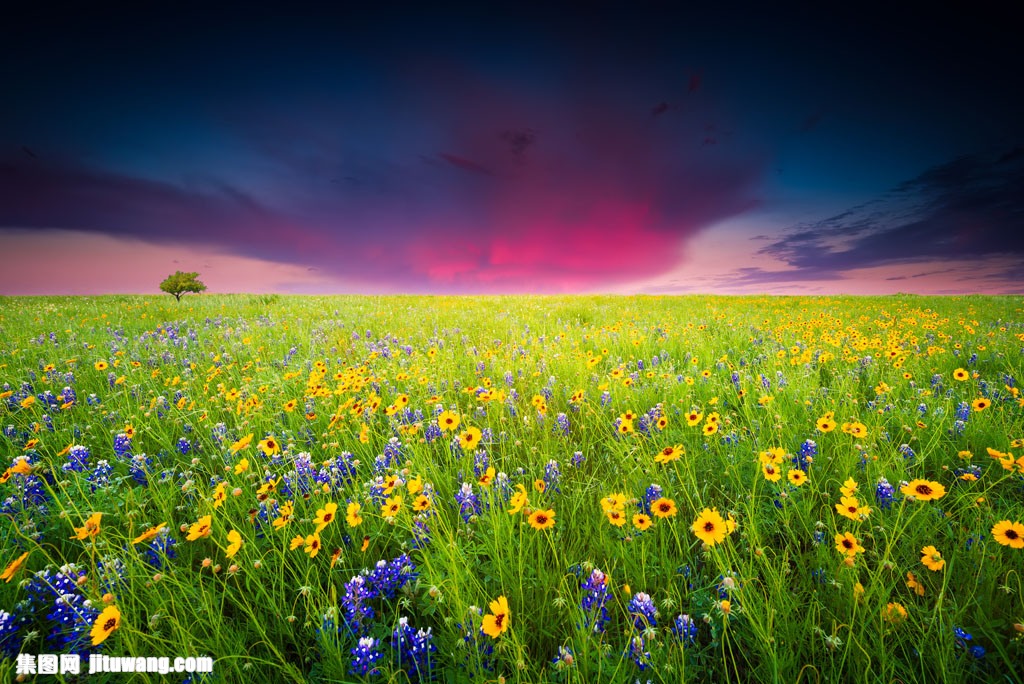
[756,146,1024,275]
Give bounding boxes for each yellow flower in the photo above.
[478,466,496,487]
[459,427,482,450]
[234,458,249,475]
[10,459,32,476]
[187,515,213,541]
[212,481,228,509]
[762,462,782,482]
[71,512,103,540]
[834,531,863,557]
[131,523,167,545]
[920,545,944,571]
[605,509,627,527]
[788,469,807,486]
[901,479,946,502]
[225,530,243,558]
[952,368,969,381]
[883,602,908,624]
[229,433,254,454]
[508,485,529,515]
[481,595,510,638]
[835,496,870,521]
[528,508,556,531]
[632,513,653,531]
[289,534,305,550]
[991,520,1024,549]
[906,571,925,596]
[346,502,364,527]
[438,410,460,432]
[840,477,859,497]
[759,447,786,465]
[90,605,121,645]
[413,495,432,512]
[692,508,729,546]
[971,397,990,412]
[654,444,684,465]
[600,492,627,513]
[314,502,338,532]
[304,533,321,558]
[258,436,281,456]
[1,552,30,583]
[407,476,423,495]
[381,495,403,518]
[816,416,837,432]
[651,497,677,519]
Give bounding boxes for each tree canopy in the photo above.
[159,271,207,301]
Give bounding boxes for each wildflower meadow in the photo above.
[2,294,1023,683]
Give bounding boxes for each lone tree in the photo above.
[160,271,207,302]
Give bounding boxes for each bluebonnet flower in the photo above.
[457,613,495,676]
[555,413,570,435]
[64,445,90,472]
[424,422,442,443]
[129,454,153,486]
[26,567,100,656]
[142,530,178,569]
[956,402,971,421]
[473,451,491,480]
[641,484,662,515]
[374,438,403,474]
[600,391,611,407]
[96,556,126,593]
[454,482,481,522]
[795,440,816,471]
[544,460,562,493]
[210,422,228,446]
[392,617,436,681]
[627,592,658,630]
[177,438,192,455]
[0,608,28,657]
[875,477,895,510]
[625,635,652,670]
[113,433,132,458]
[717,573,741,599]
[953,626,984,658]
[350,636,384,677]
[671,614,698,646]
[580,568,611,633]
[341,575,376,630]
[1,468,50,517]
[571,451,585,467]
[899,444,916,462]
[411,519,431,549]
[550,645,575,672]
[367,554,417,599]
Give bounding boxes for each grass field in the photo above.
[2,294,1023,683]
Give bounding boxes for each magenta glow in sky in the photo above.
[1,4,1022,294]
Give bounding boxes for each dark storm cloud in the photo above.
[757,147,1024,274]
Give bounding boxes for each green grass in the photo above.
[1,294,1023,683]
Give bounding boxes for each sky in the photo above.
[1,3,1022,295]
